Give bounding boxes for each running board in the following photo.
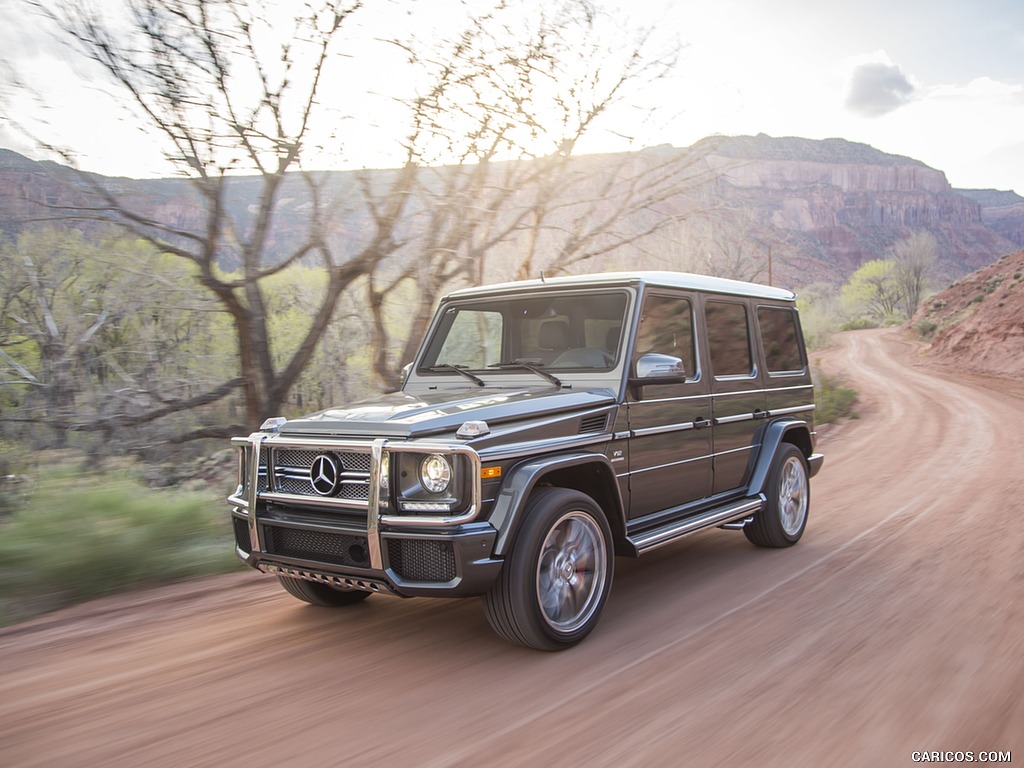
[627,498,763,554]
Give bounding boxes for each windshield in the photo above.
[419,289,630,375]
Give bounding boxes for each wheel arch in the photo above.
[747,419,813,497]
[489,452,626,557]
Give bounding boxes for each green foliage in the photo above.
[840,258,905,324]
[1,226,241,451]
[815,370,858,424]
[0,468,240,626]
[840,316,880,331]
[796,283,843,349]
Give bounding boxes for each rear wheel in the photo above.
[745,443,809,548]
[277,575,372,606]
[485,488,613,651]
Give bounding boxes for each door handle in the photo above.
[693,417,711,430]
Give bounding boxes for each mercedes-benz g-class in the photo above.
[229,271,823,650]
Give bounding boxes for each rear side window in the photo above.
[705,300,753,377]
[757,307,805,373]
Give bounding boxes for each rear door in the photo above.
[702,297,765,495]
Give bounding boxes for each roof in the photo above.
[445,271,797,302]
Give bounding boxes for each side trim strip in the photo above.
[768,404,816,416]
[629,453,712,475]
[631,420,696,438]
[715,412,755,424]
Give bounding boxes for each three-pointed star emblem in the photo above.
[309,454,340,496]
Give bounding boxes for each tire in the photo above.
[744,443,809,548]
[484,488,614,651]
[277,575,372,606]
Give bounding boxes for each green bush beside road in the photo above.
[0,468,240,626]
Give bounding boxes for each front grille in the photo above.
[387,539,457,582]
[258,447,371,502]
[233,517,252,554]
[263,526,371,569]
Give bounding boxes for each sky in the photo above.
[1,0,1022,193]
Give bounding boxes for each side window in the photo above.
[633,294,696,377]
[705,300,753,377]
[757,306,805,373]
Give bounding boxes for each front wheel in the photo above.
[484,488,614,651]
[745,443,809,548]
[277,575,372,606]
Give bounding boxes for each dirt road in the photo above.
[2,329,1021,767]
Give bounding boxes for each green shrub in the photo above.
[815,371,858,424]
[0,470,240,626]
[914,319,938,339]
[840,317,879,332]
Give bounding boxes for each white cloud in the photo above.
[844,53,917,117]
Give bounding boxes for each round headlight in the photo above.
[420,454,452,494]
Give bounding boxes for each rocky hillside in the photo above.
[958,188,1024,247]
[909,249,1024,378]
[2,136,1021,289]
[692,135,1019,284]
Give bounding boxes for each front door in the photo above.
[625,292,712,518]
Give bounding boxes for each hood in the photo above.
[279,386,617,439]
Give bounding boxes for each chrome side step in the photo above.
[627,498,763,554]
[719,516,754,530]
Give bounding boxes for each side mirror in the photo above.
[632,353,687,384]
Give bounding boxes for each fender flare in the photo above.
[489,452,625,556]
[746,419,818,497]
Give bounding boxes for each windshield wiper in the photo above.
[489,360,563,388]
[425,364,485,386]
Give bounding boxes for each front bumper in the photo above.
[229,434,503,598]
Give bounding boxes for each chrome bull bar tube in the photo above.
[228,433,482,573]
[228,433,270,556]
[367,439,385,569]
[246,433,267,554]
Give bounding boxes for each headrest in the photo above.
[538,320,570,350]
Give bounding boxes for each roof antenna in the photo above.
[540,271,546,283]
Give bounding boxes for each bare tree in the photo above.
[891,230,937,318]
[0,227,238,447]
[6,0,716,436]
[362,4,714,389]
[11,0,385,435]
[671,207,774,283]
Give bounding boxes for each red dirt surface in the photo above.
[1,329,1021,767]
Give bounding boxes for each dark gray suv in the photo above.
[229,271,823,650]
